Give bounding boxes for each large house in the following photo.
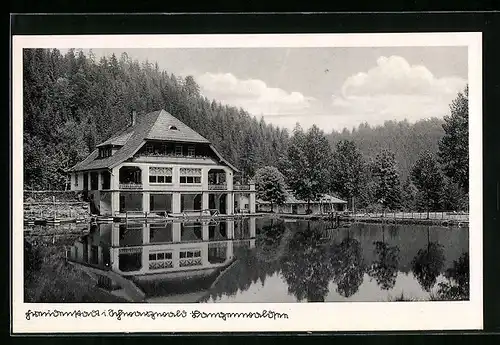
[68,110,256,217]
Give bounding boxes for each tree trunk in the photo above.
[426,191,430,220]
[271,202,273,213]
[427,227,430,251]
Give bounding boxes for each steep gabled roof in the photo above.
[68,110,235,172]
[96,131,134,147]
[147,111,209,143]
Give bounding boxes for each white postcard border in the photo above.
[12,32,483,333]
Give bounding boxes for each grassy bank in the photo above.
[24,241,126,303]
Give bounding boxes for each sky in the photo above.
[88,47,468,133]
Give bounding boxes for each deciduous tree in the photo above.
[254,166,287,212]
[411,150,444,218]
[282,124,331,212]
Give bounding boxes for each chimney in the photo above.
[131,111,137,126]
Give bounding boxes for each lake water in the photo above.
[25,217,469,303]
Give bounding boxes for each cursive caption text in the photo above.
[25,309,289,321]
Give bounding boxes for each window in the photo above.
[175,145,183,156]
[179,249,202,267]
[149,167,172,184]
[146,144,153,154]
[180,168,202,184]
[180,250,201,258]
[169,125,178,130]
[187,146,195,157]
[74,173,79,186]
[148,251,173,270]
[149,252,173,260]
[101,171,111,190]
[90,172,99,190]
[180,176,201,184]
[100,147,112,158]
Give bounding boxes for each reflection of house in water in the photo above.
[67,219,256,302]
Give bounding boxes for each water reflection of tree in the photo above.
[437,252,469,300]
[368,226,400,290]
[411,227,445,292]
[200,245,279,302]
[255,220,287,263]
[280,229,334,302]
[331,234,366,298]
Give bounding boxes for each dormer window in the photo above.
[169,125,178,130]
[99,147,113,158]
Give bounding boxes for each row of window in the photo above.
[74,167,209,187]
[149,175,200,184]
[148,250,201,261]
[149,167,202,184]
[149,175,173,183]
[145,144,196,157]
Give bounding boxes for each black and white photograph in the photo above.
[12,32,483,333]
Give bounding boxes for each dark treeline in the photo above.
[24,49,468,212]
[327,117,446,182]
[23,48,288,190]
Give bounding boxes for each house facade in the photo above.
[257,193,347,214]
[68,110,256,216]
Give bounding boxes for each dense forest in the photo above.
[327,118,446,182]
[23,49,468,212]
[23,48,288,189]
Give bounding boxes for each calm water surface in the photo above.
[27,217,469,303]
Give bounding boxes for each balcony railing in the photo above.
[234,184,251,191]
[208,183,227,190]
[119,183,143,190]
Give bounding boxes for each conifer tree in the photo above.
[411,150,444,218]
[372,149,402,210]
[330,140,366,211]
[438,86,469,192]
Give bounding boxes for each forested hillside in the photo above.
[23,48,462,211]
[23,48,288,189]
[327,118,445,181]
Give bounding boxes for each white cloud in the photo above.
[196,72,315,116]
[341,55,466,98]
[331,55,468,129]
